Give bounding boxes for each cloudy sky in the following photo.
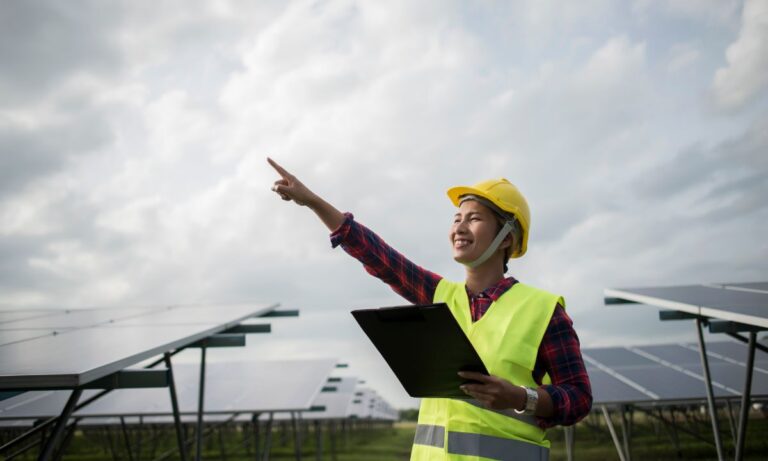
[1,0,767,408]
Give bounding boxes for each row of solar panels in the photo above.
[3,337,763,428]
[585,339,768,405]
[0,358,398,427]
[0,303,397,441]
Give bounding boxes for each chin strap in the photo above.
[464,221,513,269]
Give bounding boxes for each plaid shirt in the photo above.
[331,213,592,428]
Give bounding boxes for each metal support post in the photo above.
[120,417,135,461]
[735,332,756,461]
[314,421,322,461]
[262,413,274,461]
[164,352,189,461]
[725,400,737,445]
[52,420,79,461]
[564,425,574,461]
[252,414,260,461]
[196,345,207,461]
[695,317,725,461]
[619,405,632,461]
[37,388,82,461]
[329,421,337,461]
[291,412,303,461]
[601,405,627,461]
[218,426,228,461]
[136,416,143,461]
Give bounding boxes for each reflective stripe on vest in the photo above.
[413,424,445,448]
[448,430,549,461]
[413,424,549,461]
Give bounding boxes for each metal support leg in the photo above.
[695,317,724,461]
[314,421,322,461]
[252,414,260,461]
[262,413,274,461]
[601,405,627,461]
[291,412,303,461]
[735,332,756,461]
[120,416,135,461]
[37,388,82,461]
[726,399,737,445]
[105,427,118,461]
[52,419,79,461]
[197,345,207,461]
[164,352,189,461]
[564,425,574,461]
[218,427,227,461]
[620,405,632,461]
[136,416,143,461]
[329,421,337,461]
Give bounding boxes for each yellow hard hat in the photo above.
[447,178,530,258]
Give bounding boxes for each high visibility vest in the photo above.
[411,279,564,461]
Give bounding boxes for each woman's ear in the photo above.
[500,232,514,250]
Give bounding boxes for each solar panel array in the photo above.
[585,340,768,405]
[0,303,277,388]
[0,360,399,424]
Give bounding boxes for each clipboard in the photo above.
[351,303,488,398]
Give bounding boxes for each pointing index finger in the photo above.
[267,157,293,180]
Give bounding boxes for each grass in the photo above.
[6,413,765,460]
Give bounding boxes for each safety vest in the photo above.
[411,279,564,461]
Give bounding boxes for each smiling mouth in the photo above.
[454,239,472,249]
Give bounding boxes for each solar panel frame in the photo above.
[0,302,278,389]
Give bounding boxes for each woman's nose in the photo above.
[453,220,468,233]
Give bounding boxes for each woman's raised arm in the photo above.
[267,157,345,232]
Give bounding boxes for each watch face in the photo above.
[525,387,538,412]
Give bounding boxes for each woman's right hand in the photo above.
[267,157,317,207]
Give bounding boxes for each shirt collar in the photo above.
[467,276,518,301]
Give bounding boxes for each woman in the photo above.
[268,158,591,461]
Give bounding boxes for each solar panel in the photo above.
[0,303,277,389]
[0,330,56,347]
[718,282,768,294]
[0,307,159,330]
[0,359,336,420]
[302,377,358,420]
[0,310,63,325]
[585,341,768,405]
[604,283,768,327]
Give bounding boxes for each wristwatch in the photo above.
[514,386,538,415]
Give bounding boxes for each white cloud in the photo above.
[1,0,766,409]
[666,42,701,73]
[712,0,768,110]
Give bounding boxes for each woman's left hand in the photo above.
[458,371,524,411]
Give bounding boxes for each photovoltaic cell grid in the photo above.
[585,340,768,405]
[0,359,336,420]
[604,282,768,327]
[0,302,277,389]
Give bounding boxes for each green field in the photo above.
[5,414,766,460]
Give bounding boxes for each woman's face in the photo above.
[449,199,503,265]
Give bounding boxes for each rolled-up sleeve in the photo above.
[534,306,593,428]
[329,212,442,305]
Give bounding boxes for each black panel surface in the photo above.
[352,303,488,398]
